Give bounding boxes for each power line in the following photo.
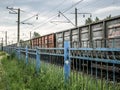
[37,0,66,16]
[16,0,83,32]
[33,15,57,30]
[21,0,66,22]
[33,0,84,30]
[21,14,38,22]
[18,0,67,30]
[62,0,83,13]
[58,11,75,26]
[20,14,38,25]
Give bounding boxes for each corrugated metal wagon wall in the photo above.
[56,32,64,48]
[80,26,90,48]
[91,22,104,48]
[71,28,80,48]
[55,15,120,48]
[106,18,120,48]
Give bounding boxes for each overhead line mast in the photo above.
[6,7,38,46]
[71,8,92,27]
[6,7,20,47]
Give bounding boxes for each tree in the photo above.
[85,17,100,25]
[106,14,111,20]
[95,17,99,22]
[32,31,40,38]
[85,17,93,25]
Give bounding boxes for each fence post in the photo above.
[18,47,20,60]
[26,46,28,64]
[7,47,8,53]
[6,47,8,53]
[36,47,40,73]
[64,41,70,83]
[8,47,10,54]
[17,47,20,60]
[8,46,11,54]
[16,47,17,58]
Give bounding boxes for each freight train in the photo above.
[13,15,119,49]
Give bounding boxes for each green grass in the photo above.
[0,52,120,90]
[1,54,65,90]
[0,52,6,90]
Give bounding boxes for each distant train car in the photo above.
[20,40,31,48]
[31,33,56,48]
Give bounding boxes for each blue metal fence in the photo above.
[3,41,120,90]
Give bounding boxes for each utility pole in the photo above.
[30,31,32,48]
[30,31,31,40]
[18,8,20,47]
[1,38,3,51]
[75,8,78,27]
[71,8,92,27]
[5,31,7,46]
[6,7,20,47]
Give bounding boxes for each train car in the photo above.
[71,27,80,48]
[10,43,17,47]
[20,40,31,48]
[55,15,120,48]
[91,22,104,48]
[31,37,39,48]
[56,27,80,48]
[31,33,56,48]
[55,15,120,75]
[106,16,120,48]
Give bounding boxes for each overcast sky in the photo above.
[0,0,120,45]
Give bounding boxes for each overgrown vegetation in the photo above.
[1,53,65,90]
[0,52,120,90]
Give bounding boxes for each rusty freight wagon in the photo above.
[31,33,56,48]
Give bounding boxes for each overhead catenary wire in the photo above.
[18,0,84,32]
[20,14,38,24]
[18,0,67,30]
[21,0,66,22]
[62,0,83,13]
[37,0,66,16]
[33,0,84,30]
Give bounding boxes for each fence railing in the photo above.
[3,41,120,90]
